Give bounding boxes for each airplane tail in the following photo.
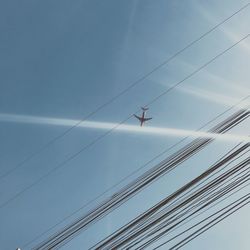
[141,107,149,111]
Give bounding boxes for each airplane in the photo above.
[134,107,152,126]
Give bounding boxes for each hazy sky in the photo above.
[0,0,249,249]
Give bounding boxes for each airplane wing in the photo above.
[134,114,143,121]
[143,117,152,121]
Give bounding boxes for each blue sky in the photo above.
[0,0,249,249]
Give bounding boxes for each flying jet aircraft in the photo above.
[134,107,152,126]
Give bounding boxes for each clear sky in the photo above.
[0,0,249,249]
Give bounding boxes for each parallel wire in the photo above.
[46,151,249,249]
[23,98,249,250]
[119,169,250,249]
[169,197,250,250]
[151,182,250,250]
[153,193,250,250]
[1,2,249,182]
[1,34,249,214]
[134,166,250,249]
[114,143,247,248]
[91,145,249,249]
[31,110,249,249]
[124,146,248,248]
[102,161,250,250]
[152,182,250,249]
[112,161,250,249]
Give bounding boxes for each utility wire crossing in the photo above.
[1,2,249,182]
[32,109,249,250]
[22,95,249,249]
[1,35,249,214]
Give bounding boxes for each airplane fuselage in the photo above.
[134,107,152,126]
[140,111,146,126]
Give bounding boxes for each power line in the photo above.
[31,111,249,250]
[168,196,249,250]
[1,35,249,214]
[130,143,248,248]
[123,164,250,249]
[33,112,248,248]
[22,97,249,249]
[91,151,249,249]
[91,146,249,249]
[41,148,250,249]
[153,192,249,250]
[136,164,250,249]
[1,2,249,181]
[152,182,250,249]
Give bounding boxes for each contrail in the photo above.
[0,114,249,142]
[194,1,250,53]
[152,59,250,108]
[177,86,250,108]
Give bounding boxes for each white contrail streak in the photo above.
[0,114,249,142]
[152,59,250,108]
[177,86,250,108]
[194,1,250,53]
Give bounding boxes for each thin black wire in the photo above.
[97,174,249,249]
[89,146,249,249]
[143,181,249,250]
[152,182,250,250]
[120,169,250,249]
[97,152,250,250]
[51,120,250,248]
[30,110,249,249]
[61,147,250,249]
[153,193,250,250]
[2,2,249,182]
[130,162,250,250]
[56,158,250,250]
[126,146,248,248]
[49,154,250,249]
[176,200,250,250]
[91,125,249,248]
[116,142,248,248]
[110,166,250,250]
[170,198,250,250]
[1,34,249,214]
[113,161,250,249]
[136,167,250,249]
